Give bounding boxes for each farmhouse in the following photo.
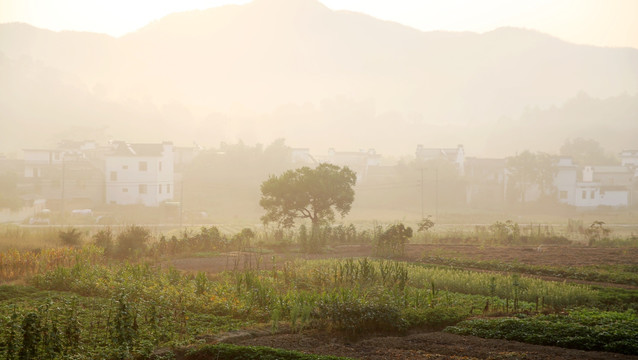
[554,158,634,208]
[105,142,174,206]
[315,148,381,184]
[21,140,181,210]
[22,141,105,210]
[620,149,638,167]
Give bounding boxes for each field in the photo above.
[1,224,637,359]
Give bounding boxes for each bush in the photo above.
[116,226,151,258]
[93,228,114,256]
[374,223,412,258]
[59,228,83,247]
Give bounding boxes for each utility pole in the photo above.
[435,167,439,222]
[60,156,66,225]
[420,168,424,219]
[179,178,184,230]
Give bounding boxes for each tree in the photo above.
[506,151,538,203]
[417,216,434,232]
[260,163,357,228]
[560,138,618,165]
[506,151,556,203]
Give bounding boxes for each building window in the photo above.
[159,161,162,171]
[559,191,567,200]
[122,165,128,170]
[167,184,171,193]
[122,188,128,193]
[139,161,147,171]
[139,184,147,194]
[582,191,586,199]
[158,184,162,194]
[590,191,595,199]
[110,171,117,181]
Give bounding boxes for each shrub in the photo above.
[116,226,151,258]
[488,220,519,244]
[92,228,114,256]
[59,228,83,247]
[585,220,611,246]
[375,223,413,258]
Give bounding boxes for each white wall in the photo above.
[573,184,599,207]
[554,167,577,204]
[105,144,174,206]
[599,190,629,207]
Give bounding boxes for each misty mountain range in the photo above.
[1,0,637,157]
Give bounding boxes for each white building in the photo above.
[22,141,104,209]
[620,150,638,167]
[316,148,381,183]
[105,142,174,206]
[554,159,631,208]
[554,157,579,205]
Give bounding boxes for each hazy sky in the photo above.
[1,0,637,49]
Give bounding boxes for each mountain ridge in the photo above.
[1,0,637,156]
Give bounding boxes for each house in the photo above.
[290,148,317,165]
[554,157,579,205]
[415,144,465,176]
[554,158,632,208]
[22,141,104,210]
[105,142,174,206]
[316,148,381,183]
[620,150,638,167]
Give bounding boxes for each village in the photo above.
[1,140,636,225]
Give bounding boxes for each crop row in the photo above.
[2,255,635,358]
[422,255,638,286]
[445,308,638,355]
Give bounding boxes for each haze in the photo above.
[1,2,638,357]
[2,0,638,49]
[0,0,637,222]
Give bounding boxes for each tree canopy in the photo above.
[506,151,556,203]
[259,163,357,228]
[560,138,618,165]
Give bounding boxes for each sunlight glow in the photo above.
[0,0,637,48]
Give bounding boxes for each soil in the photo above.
[225,329,638,360]
[169,244,638,360]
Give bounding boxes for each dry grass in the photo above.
[0,225,61,251]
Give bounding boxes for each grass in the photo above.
[1,223,637,357]
[0,225,61,251]
[421,256,638,286]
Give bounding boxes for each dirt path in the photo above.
[226,329,638,360]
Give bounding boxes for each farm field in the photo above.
[169,243,638,359]
[1,225,637,359]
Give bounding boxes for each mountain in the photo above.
[1,0,637,156]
